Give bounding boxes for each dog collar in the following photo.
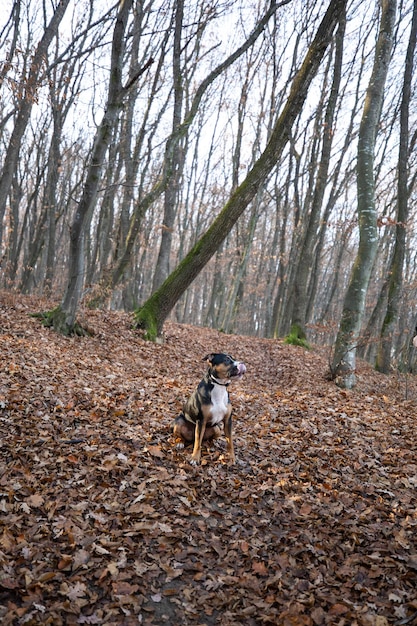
[210,375,230,386]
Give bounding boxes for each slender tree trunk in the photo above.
[20,106,62,293]
[273,137,304,337]
[269,162,294,337]
[359,277,389,362]
[110,0,292,290]
[307,57,363,326]
[205,246,225,328]
[375,0,417,373]
[290,10,345,342]
[134,0,349,339]
[48,0,138,333]
[0,0,71,246]
[152,0,185,291]
[331,0,396,387]
[221,202,258,333]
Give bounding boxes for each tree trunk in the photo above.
[375,0,417,373]
[20,104,62,294]
[110,0,294,291]
[331,0,396,387]
[47,0,138,333]
[0,0,71,246]
[290,10,345,342]
[152,0,185,291]
[134,0,349,339]
[221,202,258,334]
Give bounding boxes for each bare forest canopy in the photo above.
[1,0,417,376]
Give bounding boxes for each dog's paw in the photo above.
[189,458,200,466]
[175,442,185,450]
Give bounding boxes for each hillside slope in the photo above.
[1,293,416,625]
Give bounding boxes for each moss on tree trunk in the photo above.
[134,0,348,341]
[133,299,160,341]
[285,323,310,349]
[32,306,89,337]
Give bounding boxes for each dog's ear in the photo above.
[202,354,215,364]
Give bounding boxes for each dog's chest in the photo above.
[209,384,229,425]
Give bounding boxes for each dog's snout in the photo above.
[237,362,246,375]
[231,361,246,377]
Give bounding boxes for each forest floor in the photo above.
[0,292,416,626]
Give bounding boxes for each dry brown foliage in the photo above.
[1,293,416,625]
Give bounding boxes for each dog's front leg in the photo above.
[224,407,235,464]
[190,415,208,465]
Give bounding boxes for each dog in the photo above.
[173,353,246,465]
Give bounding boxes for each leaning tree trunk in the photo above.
[134,0,349,340]
[110,0,296,291]
[331,0,396,388]
[375,0,417,373]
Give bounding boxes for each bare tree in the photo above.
[18,14,95,294]
[109,0,293,292]
[331,0,397,387]
[375,0,417,373]
[0,0,71,246]
[151,0,185,291]
[289,9,345,344]
[2,0,417,363]
[44,0,153,334]
[134,0,349,339]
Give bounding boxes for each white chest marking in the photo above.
[209,384,229,425]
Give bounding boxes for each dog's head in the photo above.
[203,353,246,382]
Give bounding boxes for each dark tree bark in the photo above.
[331,0,397,387]
[110,0,294,291]
[289,9,345,343]
[134,0,349,340]
[45,0,152,334]
[0,0,21,103]
[152,0,185,291]
[19,40,82,293]
[375,0,417,373]
[0,0,71,246]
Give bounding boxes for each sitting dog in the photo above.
[173,353,246,465]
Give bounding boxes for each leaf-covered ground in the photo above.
[0,293,416,626]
